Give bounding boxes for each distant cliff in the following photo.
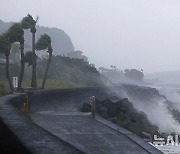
[0,19,74,55]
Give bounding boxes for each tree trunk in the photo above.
[5,51,13,92]
[31,28,37,88]
[42,46,52,89]
[18,37,25,88]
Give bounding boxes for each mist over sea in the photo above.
[150,84,180,154]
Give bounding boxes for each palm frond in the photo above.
[21,14,36,29]
[6,22,24,43]
[36,34,51,50]
[0,34,11,53]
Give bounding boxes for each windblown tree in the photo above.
[6,22,25,88]
[21,14,38,88]
[24,51,37,66]
[36,34,53,89]
[0,34,13,91]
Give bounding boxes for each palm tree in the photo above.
[36,34,53,89]
[24,51,34,67]
[0,34,13,91]
[6,22,25,89]
[21,14,38,88]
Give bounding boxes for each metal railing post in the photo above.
[23,94,29,113]
[90,96,96,118]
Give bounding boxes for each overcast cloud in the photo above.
[1,0,180,73]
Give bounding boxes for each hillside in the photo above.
[0,55,102,87]
[36,55,102,86]
[0,19,74,55]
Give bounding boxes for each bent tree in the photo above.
[21,14,38,88]
[0,34,13,91]
[36,34,53,89]
[6,22,25,88]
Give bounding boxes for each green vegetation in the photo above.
[0,14,101,96]
[22,55,101,87]
[0,14,54,92]
[21,14,38,88]
[0,81,9,96]
[37,55,102,86]
[124,69,144,82]
[35,34,52,89]
[6,22,25,89]
[99,67,144,83]
[0,55,102,95]
[0,79,83,92]
[0,33,13,91]
[21,80,83,89]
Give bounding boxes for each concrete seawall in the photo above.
[0,94,83,154]
[30,87,106,113]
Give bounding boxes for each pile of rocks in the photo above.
[81,94,159,139]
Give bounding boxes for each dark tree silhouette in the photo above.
[124,69,144,81]
[24,51,37,67]
[6,22,25,88]
[0,34,13,91]
[21,14,38,88]
[36,34,53,89]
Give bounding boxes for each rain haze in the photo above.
[2,1,180,154]
[1,0,180,74]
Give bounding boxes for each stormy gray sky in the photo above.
[1,0,180,74]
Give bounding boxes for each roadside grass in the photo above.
[0,79,84,96]
[0,80,9,96]
[22,79,83,89]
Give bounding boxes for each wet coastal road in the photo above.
[31,111,161,154]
